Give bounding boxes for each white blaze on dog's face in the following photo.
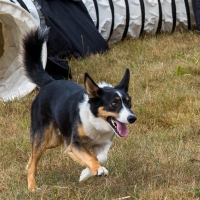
[115,91,135,124]
[84,69,137,137]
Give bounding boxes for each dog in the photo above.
[22,27,137,191]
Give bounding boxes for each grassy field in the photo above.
[1,31,200,199]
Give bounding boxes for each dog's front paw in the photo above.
[30,187,41,192]
[96,167,108,176]
[79,168,92,182]
[28,183,41,192]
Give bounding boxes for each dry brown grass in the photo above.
[1,31,200,199]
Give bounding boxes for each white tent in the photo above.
[0,0,46,101]
[0,0,196,101]
[83,0,196,42]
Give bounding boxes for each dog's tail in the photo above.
[22,27,54,88]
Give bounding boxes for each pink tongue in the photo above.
[114,120,128,137]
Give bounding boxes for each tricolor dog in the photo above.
[22,27,137,191]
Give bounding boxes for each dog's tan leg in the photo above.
[27,145,45,191]
[67,144,106,175]
[27,124,64,191]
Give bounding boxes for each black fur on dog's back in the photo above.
[22,27,54,88]
[22,27,86,146]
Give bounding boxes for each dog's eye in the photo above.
[127,100,131,107]
[111,101,120,107]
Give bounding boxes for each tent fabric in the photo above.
[10,0,40,24]
[32,0,72,80]
[82,0,143,42]
[83,0,196,43]
[0,0,43,101]
[45,57,72,80]
[35,0,109,58]
[192,0,200,31]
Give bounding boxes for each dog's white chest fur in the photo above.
[79,96,114,144]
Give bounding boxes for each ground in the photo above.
[1,31,200,199]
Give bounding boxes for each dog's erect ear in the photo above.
[114,68,130,92]
[84,73,102,98]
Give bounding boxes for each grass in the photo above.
[1,31,200,199]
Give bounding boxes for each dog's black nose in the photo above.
[127,115,137,124]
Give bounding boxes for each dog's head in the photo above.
[84,68,136,137]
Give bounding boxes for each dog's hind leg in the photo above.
[27,123,63,191]
[27,141,46,191]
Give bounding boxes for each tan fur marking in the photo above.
[77,125,92,144]
[67,144,100,175]
[44,123,64,149]
[27,142,46,191]
[27,122,63,191]
[98,107,119,120]
[78,125,87,137]
[85,78,99,98]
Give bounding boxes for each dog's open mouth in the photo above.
[107,117,128,137]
